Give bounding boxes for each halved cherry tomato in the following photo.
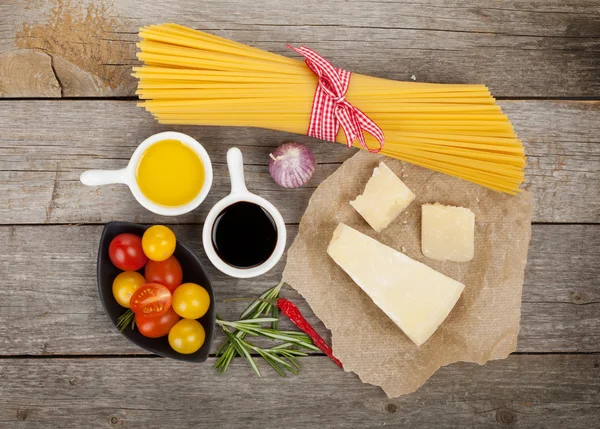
[109,233,147,271]
[130,283,172,318]
[136,307,180,338]
[144,256,183,293]
[142,225,176,262]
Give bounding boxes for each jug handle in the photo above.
[227,147,248,194]
[80,169,128,186]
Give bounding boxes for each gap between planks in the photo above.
[0,351,598,360]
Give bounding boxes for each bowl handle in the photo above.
[226,147,248,194]
[80,168,128,186]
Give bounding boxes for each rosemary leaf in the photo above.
[239,327,318,349]
[271,305,279,330]
[276,330,313,338]
[276,348,308,357]
[223,328,261,377]
[270,342,294,350]
[217,317,279,327]
[253,301,271,318]
[285,356,301,371]
[116,309,135,332]
[256,349,286,377]
[215,347,236,374]
[239,281,282,319]
[216,339,230,357]
[261,350,296,372]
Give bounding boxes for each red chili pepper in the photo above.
[277,298,343,368]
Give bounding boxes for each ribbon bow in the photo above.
[287,45,384,153]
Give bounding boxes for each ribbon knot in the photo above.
[287,45,384,153]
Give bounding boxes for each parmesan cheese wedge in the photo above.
[350,162,415,232]
[327,223,465,347]
[421,203,475,262]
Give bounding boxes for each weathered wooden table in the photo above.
[1,1,599,427]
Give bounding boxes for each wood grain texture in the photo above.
[0,50,61,97]
[1,0,599,97]
[0,100,599,224]
[0,355,598,428]
[0,224,597,356]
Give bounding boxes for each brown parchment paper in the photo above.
[282,151,533,397]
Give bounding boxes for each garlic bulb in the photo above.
[269,142,316,188]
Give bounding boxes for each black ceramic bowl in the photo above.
[97,221,215,362]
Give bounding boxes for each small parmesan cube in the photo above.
[421,203,475,262]
[350,162,415,232]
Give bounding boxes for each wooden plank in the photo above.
[1,0,599,97]
[0,355,598,428]
[0,224,598,356]
[0,100,599,223]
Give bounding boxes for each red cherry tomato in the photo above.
[136,307,180,338]
[130,283,172,318]
[109,233,147,271]
[144,256,183,293]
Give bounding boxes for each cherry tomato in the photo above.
[172,283,210,319]
[142,225,176,262]
[112,271,146,308]
[168,319,205,354]
[109,233,147,271]
[144,256,183,293]
[136,307,181,338]
[130,283,172,318]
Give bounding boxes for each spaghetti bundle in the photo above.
[134,24,525,194]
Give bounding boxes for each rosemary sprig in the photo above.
[116,308,135,332]
[214,282,282,373]
[215,281,315,376]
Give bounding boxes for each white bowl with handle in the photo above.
[202,147,286,278]
[80,131,213,216]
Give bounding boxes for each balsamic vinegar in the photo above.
[212,202,277,268]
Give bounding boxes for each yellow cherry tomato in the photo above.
[142,225,176,261]
[112,271,146,308]
[172,283,210,319]
[168,319,205,354]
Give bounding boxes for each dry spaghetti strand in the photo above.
[134,24,526,193]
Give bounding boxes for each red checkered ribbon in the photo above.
[287,45,384,153]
